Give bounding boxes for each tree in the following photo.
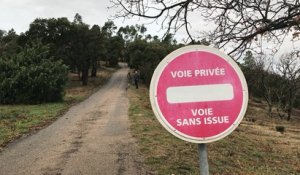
[111,0,300,58]
[23,15,107,85]
[74,13,83,25]
[117,24,152,62]
[0,40,68,104]
[276,51,300,120]
[0,29,5,38]
[140,42,169,86]
[2,29,18,43]
[69,14,91,85]
[241,51,264,97]
[127,39,148,69]
[0,29,4,55]
[102,21,117,38]
[106,35,124,67]
[117,25,138,62]
[22,17,72,63]
[101,21,118,65]
[126,35,178,86]
[258,58,281,117]
[0,29,21,57]
[89,25,103,77]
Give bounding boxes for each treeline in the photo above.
[241,51,300,121]
[1,14,108,104]
[0,13,184,104]
[1,13,299,121]
[124,34,300,121]
[125,32,300,121]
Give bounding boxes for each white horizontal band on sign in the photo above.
[166,84,234,103]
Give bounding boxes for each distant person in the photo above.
[134,71,140,89]
[127,71,131,80]
[126,71,132,90]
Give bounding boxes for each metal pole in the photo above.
[198,143,209,175]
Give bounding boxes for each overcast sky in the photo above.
[0,0,204,42]
[0,0,115,33]
[0,0,174,40]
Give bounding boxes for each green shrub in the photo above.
[0,41,68,104]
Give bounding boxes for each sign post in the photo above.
[198,144,209,175]
[149,45,248,174]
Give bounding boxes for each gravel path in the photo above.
[0,66,147,175]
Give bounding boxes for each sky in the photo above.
[0,0,205,42]
[0,0,118,33]
[0,0,172,38]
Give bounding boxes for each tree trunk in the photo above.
[267,105,273,117]
[78,71,81,81]
[277,107,285,120]
[286,89,294,121]
[287,108,292,121]
[82,69,88,86]
[91,64,97,77]
[82,61,89,86]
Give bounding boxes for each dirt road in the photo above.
[0,66,147,175]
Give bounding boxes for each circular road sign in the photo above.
[149,45,248,143]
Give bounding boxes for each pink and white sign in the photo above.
[150,45,248,143]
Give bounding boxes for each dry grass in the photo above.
[0,68,115,149]
[128,85,300,175]
[65,68,114,102]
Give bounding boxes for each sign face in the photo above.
[149,45,248,143]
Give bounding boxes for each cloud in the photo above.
[0,0,113,33]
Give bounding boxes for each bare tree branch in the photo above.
[111,0,300,59]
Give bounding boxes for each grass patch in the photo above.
[0,68,115,148]
[0,103,67,146]
[128,85,300,175]
[64,67,114,103]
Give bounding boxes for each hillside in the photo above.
[128,85,300,175]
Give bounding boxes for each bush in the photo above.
[275,125,285,133]
[0,41,68,104]
[127,40,176,86]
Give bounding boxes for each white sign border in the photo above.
[149,45,248,143]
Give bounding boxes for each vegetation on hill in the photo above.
[128,85,300,175]
[1,12,298,117]
[112,0,300,121]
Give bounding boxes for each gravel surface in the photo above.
[0,65,148,175]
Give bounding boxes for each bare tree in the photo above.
[260,58,279,117]
[276,51,300,120]
[242,51,279,117]
[111,0,300,58]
